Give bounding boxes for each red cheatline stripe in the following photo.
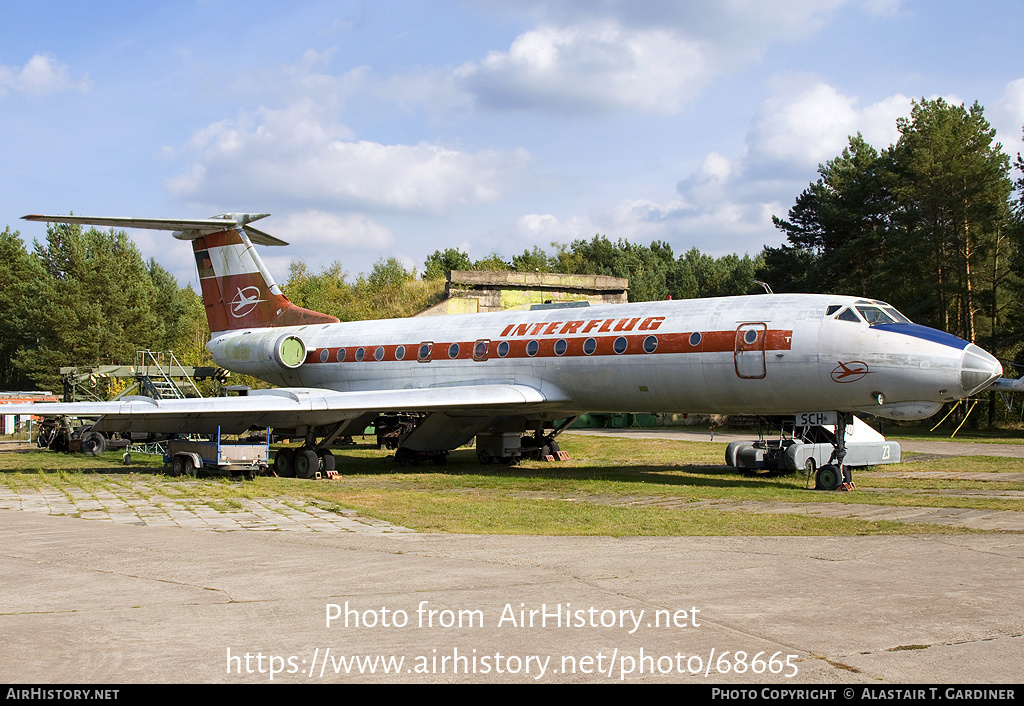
[303,330,793,364]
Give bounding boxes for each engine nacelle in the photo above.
[210,331,307,377]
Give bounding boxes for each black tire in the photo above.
[172,455,197,477]
[477,449,493,465]
[295,449,319,479]
[81,431,107,456]
[274,448,295,477]
[318,449,336,473]
[815,464,842,491]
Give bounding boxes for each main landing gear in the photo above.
[273,429,338,479]
[274,446,336,478]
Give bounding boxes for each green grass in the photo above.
[881,421,1024,444]
[0,433,1020,536]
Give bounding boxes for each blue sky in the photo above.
[3,1,1024,287]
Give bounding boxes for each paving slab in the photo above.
[1,511,1021,684]
[0,480,412,533]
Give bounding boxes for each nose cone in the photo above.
[961,344,1002,394]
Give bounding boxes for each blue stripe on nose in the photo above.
[873,323,970,350]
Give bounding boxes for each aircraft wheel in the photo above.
[318,449,336,473]
[274,448,295,477]
[295,449,319,479]
[81,431,106,456]
[814,464,842,491]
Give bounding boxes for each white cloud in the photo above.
[456,22,707,114]
[745,80,917,172]
[167,100,531,215]
[454,1,851,114]
[993,77,1024,158]
[747,83,860,170]
[516,212,590,240]
[594,197,771,255]
[0,54,90,97]
[275,210,394,250]
[577,82,925,257]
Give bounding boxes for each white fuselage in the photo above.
[209,293,1001,421]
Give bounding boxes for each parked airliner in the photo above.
[8,213,1006,489]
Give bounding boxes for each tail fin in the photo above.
[22,213,339,336]
[190,225,339,334]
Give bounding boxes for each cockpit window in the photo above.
[882,306,911,324]
[856,306,894,325]
[836,308,861,323]
[833,301,913,325]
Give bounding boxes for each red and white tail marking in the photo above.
[193,228,338,334]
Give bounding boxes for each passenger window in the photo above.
[473,340,489,361]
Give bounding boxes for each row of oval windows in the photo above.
[317,332,706,363]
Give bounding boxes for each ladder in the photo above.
[134,350,203,400]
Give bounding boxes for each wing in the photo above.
[3,384,563,435]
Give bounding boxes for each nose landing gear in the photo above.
[813,412,856,491]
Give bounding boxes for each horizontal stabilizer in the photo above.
[21,213,287,246]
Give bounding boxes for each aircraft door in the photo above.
[734,323,767,379]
